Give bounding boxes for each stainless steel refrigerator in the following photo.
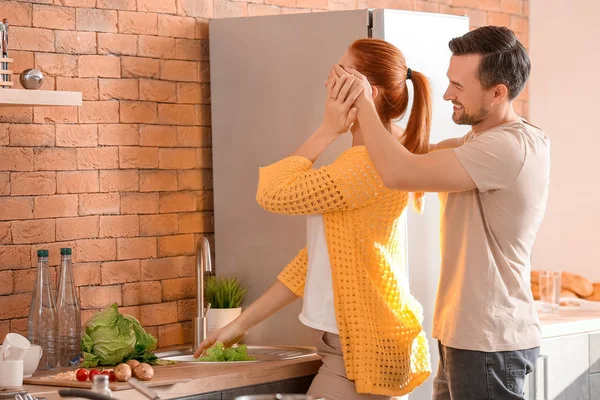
[209,9,470,399]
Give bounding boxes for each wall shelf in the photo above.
[0,89,82,107]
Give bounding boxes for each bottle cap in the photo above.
[60,248,72,256]
[37,249,49,257]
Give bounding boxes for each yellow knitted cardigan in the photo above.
[256,146,431,397]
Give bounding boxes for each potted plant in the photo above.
[204,275,247,335]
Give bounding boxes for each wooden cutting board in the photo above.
[23,366,190,391]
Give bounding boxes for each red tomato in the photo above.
[109,371,117,382]
[75,368,89,382]
[88,369,100,381]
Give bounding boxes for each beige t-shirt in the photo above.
[432,120,550,352]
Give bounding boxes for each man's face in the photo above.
[443,54,493,126]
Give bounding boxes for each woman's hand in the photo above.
[331,65,375,110]
[321,68,364,135]
[193,319,249,358]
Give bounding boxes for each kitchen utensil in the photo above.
[0,333,31,361]
[19,69,44,90]
[0,360,24,389]
[58,390,113,400]
[3,19,8,84]
[22,345,43,378]
[127,378,161,400]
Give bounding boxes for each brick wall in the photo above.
[0,0,528,348]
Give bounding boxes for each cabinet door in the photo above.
[537,334,590,400]
[590,373,600,399]
[590,333,600,374]
[221,375,315,400]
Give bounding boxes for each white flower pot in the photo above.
[207,307,242,335]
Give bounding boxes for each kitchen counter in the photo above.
[540,307,600,339]
[22,354,322,400]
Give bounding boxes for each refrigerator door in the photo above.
[372,9,470,400]
[209,10,370,345]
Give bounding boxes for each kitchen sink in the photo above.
[156,345,317,364]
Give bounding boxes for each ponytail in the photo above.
[403,70,432,214]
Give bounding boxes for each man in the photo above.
[332,26,550,399]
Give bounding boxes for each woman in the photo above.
[194,38,433,399]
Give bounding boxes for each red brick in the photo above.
[58,0,95,7]
[501,0,522,14]
[76,8,117,32]
[515,30,528,49]
[0,2,32,27]
[0,108,33,124]
[177,126,210,147]
[139,80,176,103]
[99,124,139,145]
[139,125,177,147]
[100,170,139,192]
[120,101,158,123]
[98,0,136,10]
[196,148,212,169]
[119,306,141,321]
[174,39,204,61]
[33,5,74,29]
[510,15,528,33]
[178,170,212,191]
[0,173,8,196]
[10,318,29,337]
[178,0,213,17]
[139,170,177,192]
[117,237,157,260]
[0,294,32,320]
[57,171,99,194]
[72,263,101,286]
[56,216,99,240]
[0,246,31,270]
[101,259,140,284]
[138,0,176,14]
[196,190,213,210]
[248,4,281,16]
[11,51,34,76]
[10,27,54,52]
[179,212,213,234]
[158,104,195,125]
[34,194,78,218]
[12,219,55,244]
[177,83,201,104]
[158,15,195,39]
[13,269,36,293]
[10,172,56,196]
[121,192,159,214]
[56,78,99,101]
[99,215,139,238]
[98,33,137,56]
[78,193,120,215]
[56,124,98,147]
[0,197,33,221]
[138,36,175,58]
[196,104,211,125]
[159,148,196,169]
[35,53,77,77]
[122,281,161,306]
[0,271,13,295]
[140,302,177,325]
[121,57,160,79]
[80,285,122,309]
[0,147,33,171]
[117,11,158,35]
[79,55,121,78]
[34,106,78,124]
[0,124,6,146]
[140,257,179,280]
[140,214,178,236]
[99,79,139,101]
[214,0,247,17]
[30,242,76,267]
[162,277,195,301]
[119,146,158,169]
[178,298,195,321]
[78,101,120,124]
[160,60,198,82]
[77,238,117,263]
[0,222,10,245]
[158,322,191,347]
[34,139,80,167]
[77,147,119,170]
[158,234,194,257]
[196,18,209,39]
[55,31,97,54]
[176,255,195,277]
[9,124,54,147]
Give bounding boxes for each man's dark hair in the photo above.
[449,26,530,100]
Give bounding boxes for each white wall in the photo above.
[530,0,600,281]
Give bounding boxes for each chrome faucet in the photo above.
[193,236,213,350]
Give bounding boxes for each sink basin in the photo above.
[156,345,316,364]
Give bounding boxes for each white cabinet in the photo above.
[525,334,590,400]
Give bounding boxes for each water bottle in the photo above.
[27,249,57,370]
[56,248,82,367]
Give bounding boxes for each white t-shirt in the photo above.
[433,120,549,352]
[299,215,339,334]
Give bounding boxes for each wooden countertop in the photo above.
[22,355,322,400]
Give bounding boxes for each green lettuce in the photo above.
[198,343,255,362]
[81,303,158,367]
